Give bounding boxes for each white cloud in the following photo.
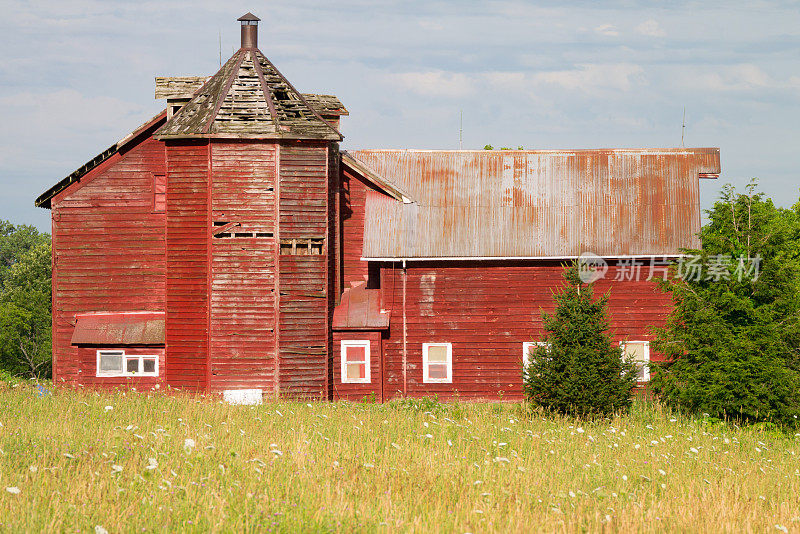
[688,64,775,92]
[635,19,666,37]
[390,71,474,98]
[594,24,620,37]
[534,63,646,93]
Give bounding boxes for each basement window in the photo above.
[621,341,650,382]
[96,350,158,378]
[422,343,452,384]
[341,340,370,384]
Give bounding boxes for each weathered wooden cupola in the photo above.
[153,13,343,400]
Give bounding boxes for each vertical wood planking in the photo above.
[165,140,209,390]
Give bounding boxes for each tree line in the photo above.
[0,221,51,379]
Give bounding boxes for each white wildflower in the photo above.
[391,443,400,450]
[184,438,196,453]
[690,447,699,454]
[146,458,158,470]
[95,526,109,534]
[576,427,584,433]
[659,469,666,476]
[104,406,113,412]
[5,487,20,495]
[29,466,37,473]
[776,525,788,533]
[111,465,123,473]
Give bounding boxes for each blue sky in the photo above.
[1,0,798,231]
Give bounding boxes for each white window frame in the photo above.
[340,340,371,384]
[522,341,549,380]
[620,340,650,382]
[96,350,159,378]
[422,342,452,383]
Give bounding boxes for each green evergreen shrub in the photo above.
[524,264,637,418]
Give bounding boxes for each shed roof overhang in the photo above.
[71,312,165,346]
[332,282,389,331]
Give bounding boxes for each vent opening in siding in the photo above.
[279,238,324,255]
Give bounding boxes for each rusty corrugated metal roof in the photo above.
[348,148,720,259]
[71,312,165,345]
[332,282,389,330]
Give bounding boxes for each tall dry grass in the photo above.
[0,382,798,533]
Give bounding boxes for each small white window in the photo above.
[621,341,650,382]
[423,343,452,383]
[98,350,124,375]
[341,340,370,383]
[522,342,549,380]
[96,350,159,378]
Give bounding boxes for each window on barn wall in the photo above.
[96,350,158,378]
[423,343,452,383]
[341,340,370,383]
[621,341,650,381]
[153,174,166,213]
[279,238,324,255]
[522,342,549,381]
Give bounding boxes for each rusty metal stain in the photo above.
[71,312,165,345]
[349,148,720,258]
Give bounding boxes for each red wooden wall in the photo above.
[377,262,672,401]
[50,133,166,386]
[209,141,277,393]
[277,142,331,398]
[165,140,209,390]
[340,169,375,286]
[74,347,165,388]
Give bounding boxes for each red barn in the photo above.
[36,14,720,402]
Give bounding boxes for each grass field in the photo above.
[0,382,798,533]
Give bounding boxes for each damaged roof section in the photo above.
[155,76,348,118]
[154,48,342,141]
[348,148,721,259]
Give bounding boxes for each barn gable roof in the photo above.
[154,47,342,141]
[348,148,721,260]
[34,110,167,209]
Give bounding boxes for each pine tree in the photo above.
[651,182,800,428]
[524,264,637,418]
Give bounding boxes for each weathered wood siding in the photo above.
[340,169,375,286]
[165,141,209,390]
[50,134,166,386]
[379,262,672,401]
[331,331,382,401]
[209,141,276,392]
[277,143,330,398]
